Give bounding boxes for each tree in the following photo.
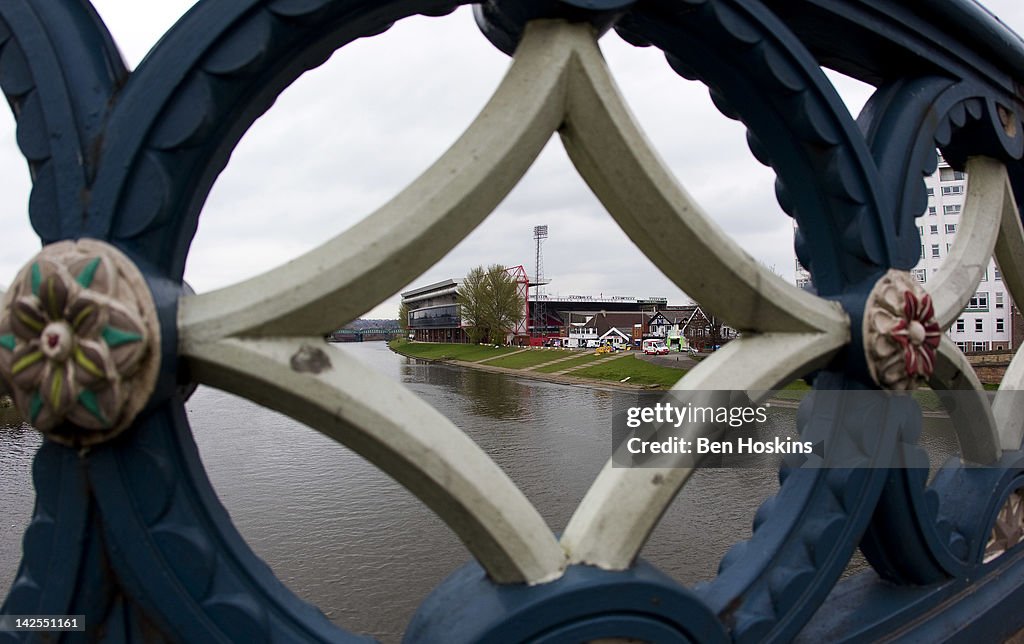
[458,265,524,344]
[397,301,410,331]
[459,266,489,343]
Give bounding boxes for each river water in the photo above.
[0,342,960,641]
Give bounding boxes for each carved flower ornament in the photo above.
[0,240,160,446]
[863,269,942,390]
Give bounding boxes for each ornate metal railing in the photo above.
[1,0,1024,641]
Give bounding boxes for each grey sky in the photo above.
[1,1,1023,323]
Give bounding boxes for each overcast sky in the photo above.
[2,1,1023,322]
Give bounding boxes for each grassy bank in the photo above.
[387,340,1003,401]
[391,341,812,391]
[572,356,690,388]
[389,340,688,388]
[534,352,604,373]
[388,339,520,362]
[484,349,577,370]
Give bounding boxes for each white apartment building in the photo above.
[794,155,1013,352]
[794,257,811,290]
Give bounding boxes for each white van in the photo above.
[642,339,669,355]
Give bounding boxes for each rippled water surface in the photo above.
[181,343,782,640]
[0,343,963,641]
[0,418,39,592]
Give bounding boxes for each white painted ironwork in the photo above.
[984,488,1024,563]
[929,158,1009,328]
[924,158,1021,464]
[178,20,1021,582]
[184,336,565,584]
[180,20,580,585]
[561,332,848,570]
[992,166,1024,451]
[930,336,1000,464]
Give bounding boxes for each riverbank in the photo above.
[385,341,987,416]
[388,339,691,389]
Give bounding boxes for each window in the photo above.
[929,225,938,234]
[912,269,927,283]
[931,244,940,258]
[407,304,461,328]
[955,318,965,332]
[995,267,1001,281]
[946,243,951,252]
[920,244,925,260]
[918,226,924,237]
[945,223,956,234]
[996,292,1004,309]
[944,204,962,215]
[967,292,989,311]
[956,341,968,352]
[927,187,935,196]
[942,185,964,195]
[975,319,984,332]
[973,341,988,352]
[997,318,1005,333]
[928,206,937,215]
[939,168,966,181]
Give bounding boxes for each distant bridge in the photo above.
[329,327,403,342]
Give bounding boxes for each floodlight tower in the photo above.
[532,225,547,337]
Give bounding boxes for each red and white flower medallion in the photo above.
[863,269,942,390]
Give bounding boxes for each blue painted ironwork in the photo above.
[0,0,1023,642]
